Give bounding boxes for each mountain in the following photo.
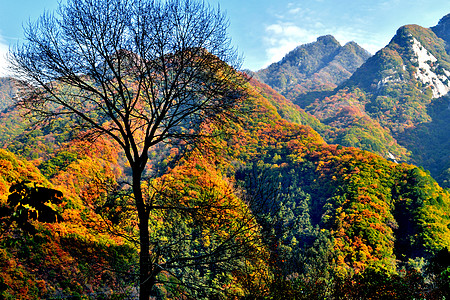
[432,13,450,51]
[254,35,371,106]
[259,16,450,189]
[2,17,450,297]
[338,21,450,188]
[345,23,450,100]
[1,68,450,298]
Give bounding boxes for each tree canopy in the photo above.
[9,0,249,298]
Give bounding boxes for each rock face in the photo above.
[410,37,450,98]
[254,35,371,97]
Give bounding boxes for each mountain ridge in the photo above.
[432,13,450,51]
[1,56,450,298]
[257,14,450,188]
[254,35,371,99]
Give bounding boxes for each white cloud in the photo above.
[263,22,317,67]
[288,7,301,14]
[0,37,11,77]
[332,27,387,55]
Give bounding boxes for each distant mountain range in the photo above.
[256,14,450,188]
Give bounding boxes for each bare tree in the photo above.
[9,0,251,298]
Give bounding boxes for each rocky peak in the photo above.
[279,35,342,73]
[346,23,450,99]
[316,34,340,45]
[255,35,370,96]
[409,36,450,98]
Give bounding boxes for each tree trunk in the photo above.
[132,168,152,300]
[139,215,151,299]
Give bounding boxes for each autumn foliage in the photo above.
[1,60,450,298]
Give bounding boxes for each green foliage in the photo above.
[5,116,79,161]
[426,248,450,298]
[224,84,450,297]
[333,267,426,299]
[39,150,78,178]
[393,167,450,257]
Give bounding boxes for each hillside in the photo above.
[0,147,137,299]
[1,71,450,298]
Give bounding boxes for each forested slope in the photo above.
[1,64,450,298]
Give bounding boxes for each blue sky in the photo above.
[0,0,449,75]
